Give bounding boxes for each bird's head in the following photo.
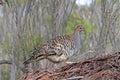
[75,25,85,33]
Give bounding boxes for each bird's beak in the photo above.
[76,28,85,33]
[80,28,85,32]
[81,28,85,31]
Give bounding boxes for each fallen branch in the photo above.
[19,52,120,80]
[0,60,12,65]
[61,76,84,80]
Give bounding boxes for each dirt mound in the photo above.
[19,52,120,80]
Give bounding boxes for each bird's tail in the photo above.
[23,54,47,65]
[23,56,34,65]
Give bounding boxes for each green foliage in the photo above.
[65,13,92,35]
[65,26,73,34]
[19,0,25,4]
[65,14,81,34]
[3,72,8,80]
[82,19,92,33]
[22,34,43,53]
[3,33,12,54]
[81,19,92,40]
[3,32,43,55]
[95,0,101,5]
[47,16,53,24]
[6,0,25,7]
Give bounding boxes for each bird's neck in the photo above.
[73,32,80,53]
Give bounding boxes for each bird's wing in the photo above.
[45,35,75,56]
[31,43,48,55]
[23,43,48,64]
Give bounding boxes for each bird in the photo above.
[23,25,84,65]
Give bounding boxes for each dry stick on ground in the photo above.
[61,76,84,80]
[0,60,28,73]
[0,60,12,64]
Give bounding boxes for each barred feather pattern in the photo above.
[23,25,84,64]
[47,35,75,56]
[24,35,75,64]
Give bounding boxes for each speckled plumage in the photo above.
[23,25,84,64]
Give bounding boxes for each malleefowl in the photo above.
[23,25,84,64]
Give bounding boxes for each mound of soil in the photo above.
[19,52,120,80]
